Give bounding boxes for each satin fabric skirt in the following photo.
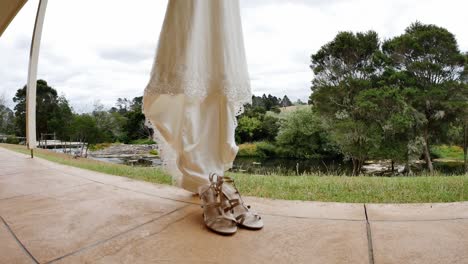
[143,0,251,193]
[144,93,239,193]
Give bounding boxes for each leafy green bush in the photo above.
[276,108,332,158]
[431,145,464,160]
[89,142,112,151]
[237,143,258,157]
[236,116,262,143]
[5,136,19,144]
[256,141,278,157]
[130,138,156,145]
[149,149,159,156]
[237,141,279,158]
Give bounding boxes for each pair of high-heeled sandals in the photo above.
[199,173,263,235]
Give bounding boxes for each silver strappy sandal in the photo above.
[215,175,264,230]
[199,174,238,235]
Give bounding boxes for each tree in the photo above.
[461,52,468,173]
[13,80,73,139]
[465,118,468,174]
[48,95,74,140]
[0,94,15,134]
[259,114,280,142]
[280,95,293,107]
[276,108,332,158]
[122,96,152,143]
[294,99,307,105]
[236,116,262,143]
[236,94,283,143]
[355,87,425,174]
[251,95,265,109]
[309,31,382,175]
[260,94,281,112]
[114,98,131,114]
[383,22,466,173]
[92,101,126,142]
[70,113,100,155]
[242,105,266,119]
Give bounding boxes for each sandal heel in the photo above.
[199,173,238,235]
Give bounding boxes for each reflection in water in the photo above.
[232,157,352,175]
[232,158,464,175]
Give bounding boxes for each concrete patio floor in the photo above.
[0,147,467,264]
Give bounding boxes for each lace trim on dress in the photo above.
[143,62,252,116]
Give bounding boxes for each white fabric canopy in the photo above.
[143,0,251,192]
[0,0,27,37]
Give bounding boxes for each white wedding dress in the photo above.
[143,0,251,193]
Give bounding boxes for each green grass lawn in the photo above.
[1,144,171,185]
[1,143,466,203]
[230,172,466,203]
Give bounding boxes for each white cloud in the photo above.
[0,0,467,111]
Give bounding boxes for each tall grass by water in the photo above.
[230,172,467,203]
[1,143,466,203]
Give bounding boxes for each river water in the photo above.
[49,148,465,175]
[89,155,465,175]
[233,157,352,175]
[85,152,351,175]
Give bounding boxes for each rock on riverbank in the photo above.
[89,144,158,158]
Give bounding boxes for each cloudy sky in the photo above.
[1,0,467,112]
